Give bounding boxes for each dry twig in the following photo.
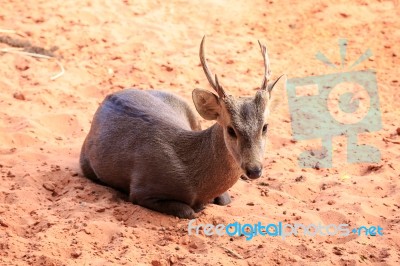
[0,47,64,80]
[219,246,244,259]
[0,28,28,38]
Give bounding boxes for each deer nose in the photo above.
[245,165,262,179]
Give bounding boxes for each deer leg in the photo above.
[213,191,231,205]
[193,203,205,213]
[136,198,195,219]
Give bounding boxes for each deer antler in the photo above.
[200,36,227,99]
[258,40,271,91]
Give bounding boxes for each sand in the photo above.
[0,0,399,265]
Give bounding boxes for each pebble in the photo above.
[13,92,26,101]
[71,250,81,258]
[42,182,55,192]
[151,259,168,266]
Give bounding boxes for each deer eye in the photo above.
[262,124,268,135]
[227,126,237,138]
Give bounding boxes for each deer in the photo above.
[79,36,286,219]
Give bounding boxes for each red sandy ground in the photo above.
[0,0,399,265]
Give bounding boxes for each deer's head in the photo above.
[193,36,286,179]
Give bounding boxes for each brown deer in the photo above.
[80,36,286,218]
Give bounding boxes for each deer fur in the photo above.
[80,36,286,218]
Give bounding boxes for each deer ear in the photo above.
[192,89,220,120]
[267,74,287,112]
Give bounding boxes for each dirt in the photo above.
[0,0,399,265]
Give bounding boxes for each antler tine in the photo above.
[258,40,271,91]
[200,36,226,98]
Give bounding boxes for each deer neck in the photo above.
[177,123,242,196]
[208,124,239,173]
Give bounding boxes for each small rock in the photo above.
[327,200,335,205]
[151,259,168,266]
[96,208,106,213]
[13,92,26,101]
[396,128,400,135]
[332,247,343,256]
[295,175,305,182]
[43,182,55,192]
[151,260,160,266]
[71,250,81,258]
[189,242,198,249]
[246,202,255,206]
[7,171,15,178]
[162,65,173,72]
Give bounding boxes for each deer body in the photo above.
[80,37,285,218]
[81,89,241,217]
